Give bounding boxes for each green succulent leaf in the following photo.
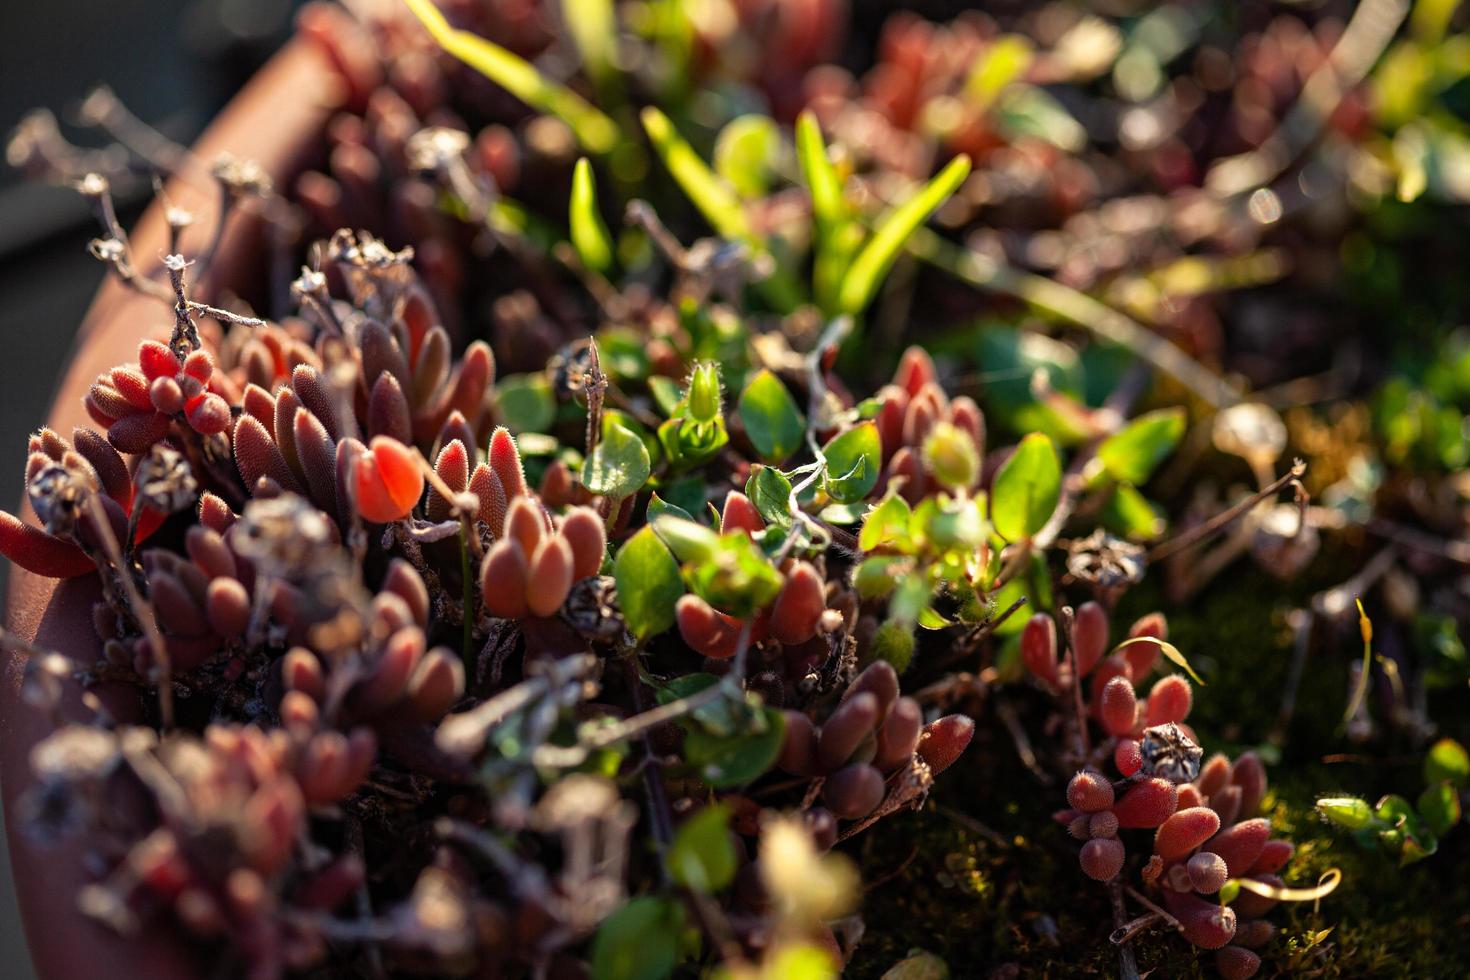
[1097,408,1186,485]
[738,369,806,463]
[822,422,882,503]
[668,804,737,892]
[405,0,619,154]
[990,433,1061,542]
[590,896,684,980]
[570,157,615,273]
[837,155,972,316]
[613,527,683,640]
[583,418,652,498]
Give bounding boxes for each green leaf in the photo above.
[1217,880,1241,906]
[560,0,617,83]
[1100,482,1164,540]
[640,107,750,242]
[1418,782,1462,837]
[493,373,556,433]
[859,493,913,552]
[590,896,684,980]
[687,362,722,424]
[964,34,1033,110]
[738,369,806,463]
[1317,796,1376,831]
[837,155,971,316]
[1113,635,1207,686]
[613,527,683,640]
[405,0,618,155]
[995,85,1086,152]
[668,804,737,892]
[653,516,720,564]
[646,493,693,524]
[683,705,786,787]
[1097,408,1186,485]
[745,466,794,529]
[822,422,882,503]
[1425,737,1470,787]
[715,115,780,199]
[583,419,652,498]
[684,533,784,617]
[795,111,847,233]
[990,433,1061,542]
[570,158,615,273]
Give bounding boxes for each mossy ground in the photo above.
[847,556,1470,978]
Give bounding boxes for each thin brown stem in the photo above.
[1148,459,1306,564]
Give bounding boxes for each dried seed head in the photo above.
[1139,722,1202,784]
[135,444,198,515]
[28,463,87,537]
[234,494,333,579]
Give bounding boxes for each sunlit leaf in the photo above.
[738,369,806,463]
[614,527,683,640]
[990,433,1060,542]
[822,422,882,503]
[745,466,794,529]
[715,114,781,199]
[583,418,651,498]
[1097,408,1185,485]
[1425,738,1470,787]
[837,155,971,315]
[640,106,750,242]
[1113,636,1206,686]
[404,0,619,154]
[570,157,615,273]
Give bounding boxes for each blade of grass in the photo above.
[640,106,750,241]
[837,155,971,316]
[639,107,800,310]
[796,111,861,314]
[570,158,615,273]
[404,0,620,155]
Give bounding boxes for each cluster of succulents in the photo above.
[8,0,1470,977]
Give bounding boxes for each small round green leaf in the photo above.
[590,896,685,980]
[822,422,881,504]
[613,527,683,640]
[738,369,806,463]
[583,419,652,498]
[991,433,1061,542]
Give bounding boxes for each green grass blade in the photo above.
[640,106,751,242]
[570,158,615,273]
[795,111,846,232]
[560,0,617,85]
[837,155,971,316]
[404,0,619,155]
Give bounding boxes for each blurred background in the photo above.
[0,3,303,973]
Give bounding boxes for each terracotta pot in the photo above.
[2,39,337,980]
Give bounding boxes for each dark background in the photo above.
[0,2,302,973]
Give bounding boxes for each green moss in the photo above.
[849,562,1470,977]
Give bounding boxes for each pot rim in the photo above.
[2,37,337,980]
